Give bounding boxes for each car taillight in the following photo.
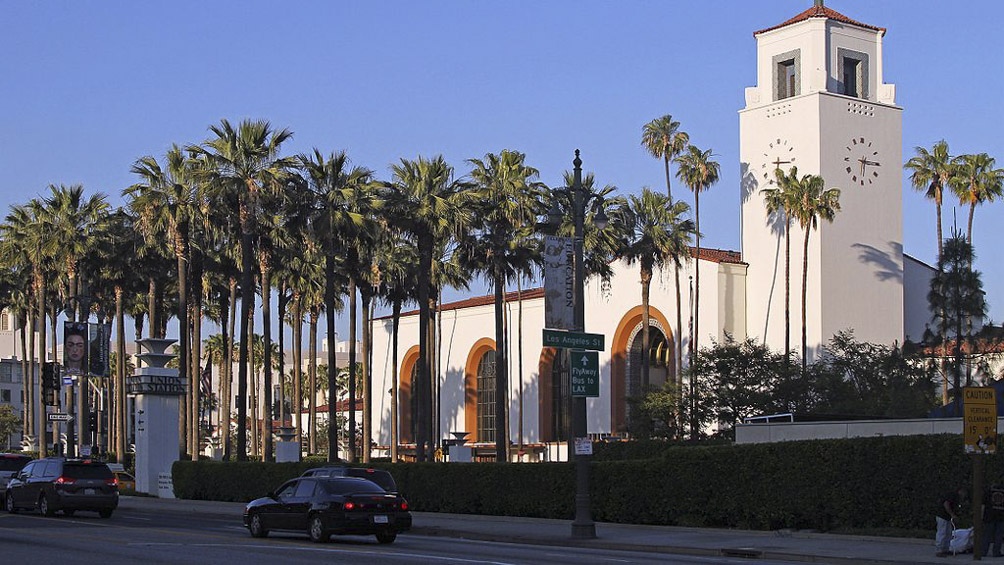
[54,476,75,485]
[106,477,118,487]
[343,501,356,511]
[400,501,409,511]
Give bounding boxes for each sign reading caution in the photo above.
[964,387,997,455]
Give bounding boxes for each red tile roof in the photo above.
[755,3,885,37]
[378,248,745,320]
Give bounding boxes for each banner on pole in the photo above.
[543,235,574,331]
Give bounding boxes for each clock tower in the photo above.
[739,2,904,357]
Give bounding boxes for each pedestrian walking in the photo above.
[984,483,1004,557]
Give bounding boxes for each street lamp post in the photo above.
[553,149,608,540]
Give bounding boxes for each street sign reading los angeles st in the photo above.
[963,386,997,455]
[542,329,604,351]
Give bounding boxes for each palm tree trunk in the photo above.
[361,291,372,463]
[308,309,318,454]
[517,280,524,450]
[324,254,339,462]
[222,278,237,461]
[236,229,254,460]
[784,217,791,358]
[347,278,357,463]
[277,285,288,435]
[801,229,810,376]
[415,234,432,462]
[664,155,672,199]
[191,292,203,460]
[115,286,126,461]
[20,311,31,441]
[261,261,273,463]
[693,193,701,357]
[674,265,684,433]
[493,276,508,463]
[36,276,47,457]
[641,268,652,390]
[391,300,401,462]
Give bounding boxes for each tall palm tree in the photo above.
[127,146,202,458]
[193,118,296,461]
[641,115,690,199]
[762,168,799,358]
[619,189,694,400]
[950,152,1004,246]
[785,167,841,374]
[675,145,719,359]
[297,149,373,462]
[462,150,545,462]
[903,140,955,265]
[385,155,471,461]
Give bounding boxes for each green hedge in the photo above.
[173,434,990,532]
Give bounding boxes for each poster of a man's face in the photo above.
[63,322,88,376]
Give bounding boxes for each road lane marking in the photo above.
[128,542,517,564]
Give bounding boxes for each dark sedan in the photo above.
[243,476,412,544]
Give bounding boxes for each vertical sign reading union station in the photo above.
[963,387,997,455]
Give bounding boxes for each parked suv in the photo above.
[300,466,398,494]
[0,453,32,498]
[5,457,118,518]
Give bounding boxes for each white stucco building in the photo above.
[365,3,935,457]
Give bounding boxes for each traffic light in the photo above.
[42,362,60,405]
[88,411,98,432]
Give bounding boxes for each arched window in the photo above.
[476,350,496,443]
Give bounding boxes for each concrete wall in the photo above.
[735,417,972,444]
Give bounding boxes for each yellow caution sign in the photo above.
[964,387,997,455]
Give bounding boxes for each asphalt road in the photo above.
[0,504,809,565]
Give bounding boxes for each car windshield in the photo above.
[0,457,29,472]
[63,463,113,479]
[319,479,386,495]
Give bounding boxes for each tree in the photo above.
[950,152,1003,246]
[675,144,719,436]
[296,149,372,461]
[385,156,470,461]
[0,404,20,450]
[462,150,545,462]
[762,169,798,358]
[619,189,694,401]
[127,146,201,458]
[904,140,955,265]
[782,167,841,375]
[641,115,690,199]
[193,119,296,460]
[929,232,988,404]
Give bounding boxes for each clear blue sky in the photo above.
[2,1,1002,334]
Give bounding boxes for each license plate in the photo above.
[373,515,388,524]
[84,489,95,495]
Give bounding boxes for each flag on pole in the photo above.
[200,362,213,399]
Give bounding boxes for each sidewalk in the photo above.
[117,496,963,564]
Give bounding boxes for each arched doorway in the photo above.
[463,338,496,443]
[399,346,420,443]
[610,306,675,433]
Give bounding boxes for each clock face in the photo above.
[843,136,881,186]
[760,138,796,186]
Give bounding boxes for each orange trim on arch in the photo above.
[609,305,674,433]
[538,347,559,442]
[399,345,420,443]
[464,338,496,442]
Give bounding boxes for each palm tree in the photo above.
[784,167,841,374]
[674,145,719,359]
[385,156,471,461]
[950,153,1004,246]
[619,189,694,401]
[296,149,373,462]
[904,141,955,265]
[762,168,799,358]
[193,118,296,461]
[462,150,545,462]
[641,115,690,199]
[127,146,202,458]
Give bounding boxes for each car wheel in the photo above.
[375,531,397,544]
[308,514,329,543]
[64,509,75,517]
[248,512,269,538]
[98,509,113,519]
[5,492,17,514]
[39,495,56,517]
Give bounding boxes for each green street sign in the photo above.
[542,329,605,351]
[570,351,599,397]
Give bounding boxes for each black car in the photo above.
[5,457,118,518]
[243,476,412,544]
[0,453,32,499]
[300,465,398,494]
